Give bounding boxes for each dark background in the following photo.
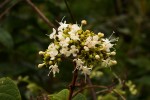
[0,0,150,100]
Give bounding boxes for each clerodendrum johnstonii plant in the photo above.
[38,20,118,77]
[38,20,118,99]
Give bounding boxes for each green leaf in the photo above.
[73,93,86,100]
[49,89,69,100]
[0,28,13,49]
[0,77,21,100]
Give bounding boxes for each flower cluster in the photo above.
[38,20,118,77]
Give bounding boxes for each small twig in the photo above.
[25,0,57,30]
[64,0,75,23]
[96,88,109,94]
[87,76,97,100]
[0,0,20,20]
[0,0,11,8]
[73,85,107,97]
[113,90,126,100]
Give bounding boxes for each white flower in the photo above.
[47,43,59,60]
[48,50,58,60]
[58,21,68,31]
[85,36,99,48]
[68,24,80,41]
[81,66,92,81]
[50,28,56,39]
[59,37,70,47]
[48,64,59,77]
[60,47,71,57]
[91,35,99,47]
[73,58,84,70]
[69,24,81,34]
[102,38,114,52]
[81,66,91,75]
[102,58,111,67]
[48,43,59,50]
[93,35,99,41]
[70,45,79,57]
[69,33,80,41]
[57,32,64,41]
[84,46,89,51]
[85,36,93,48]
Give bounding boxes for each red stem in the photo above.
[68,65,78,100]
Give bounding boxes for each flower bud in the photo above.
[49,61,53,65]
[95,55,100,59]
[106,53,110,55]
[45,54,50,57]
[98,32,104,37]
[80,34,84,38]
[78,30,82,34]
[110,51,116,55]
[81,20,87,25]
[38,63,45,68]
[85,30,90,33]
[57,58,62,62]
[111,60,117,65]
[81,42,85,46]
[63,29,68,33]
[39,51,45,55]
[89,55,93,59]
[69,40,73,44]
[57,54,61,57]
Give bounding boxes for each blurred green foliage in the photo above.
[0,77,21,100]
[0,0,150,100]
